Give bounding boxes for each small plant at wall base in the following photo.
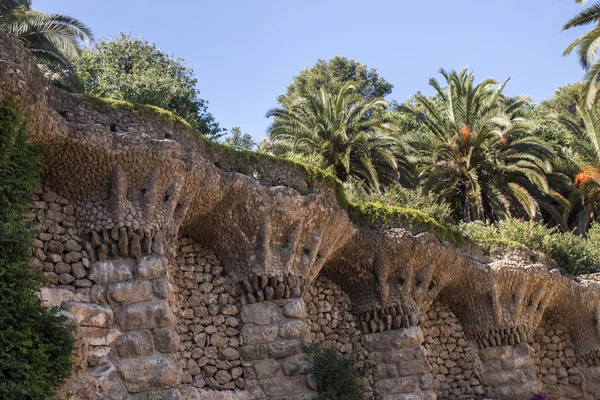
[0,98,74,399]
[306,344,364,400]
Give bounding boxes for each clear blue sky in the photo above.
[37,0,587,140]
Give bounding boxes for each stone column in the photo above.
[62,254,182,398]
[479,343,541,400]
[239,298,316,399]
[362,326,436,400]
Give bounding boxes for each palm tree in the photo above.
[559,105,600,233]
[0,0,92,72]
[402,68,569,225]
[266,83,412,190]
[563,0,600,107]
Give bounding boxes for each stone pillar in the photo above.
[62,254,181,397]
[479,343,540,400]
[362,327,436,400]
[239,299,316,399]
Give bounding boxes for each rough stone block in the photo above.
[282,353,312,375]
[242,324,279,345]
[240,302,282,325]
[269,339,306,359]
[118,355,181,392]
[63,302,113,327]
[39,287,73,307]
[374,376,418,395]
[138,255,167,280]
[107,280,153,304]
[80,327,122,346]
[89,259,133,284]
[362,327,423,352]
[279,320,309,340]
[260,376,309,397]
[117,300,175,331]
[479,345,513,362]
[254,358,281,379]
[283,299,306,319]
[239,344,269,361]
[154,327,180,353]
[115,330,154,358]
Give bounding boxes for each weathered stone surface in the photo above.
[240,302,282,326]
[88,260,133,284]
[80,327,122,347]
[242,325,279,345]
[362,327,424,352]
[117,355,181,392]
[137,255,167,280]
[115,330,154,358]
[117,300,176,331]
[39,287,73,307]
[107,280,153,304]
[283,298,307,319]
[154,327,180,353]
[63,302,113,328]
[260,376,310,397]
[279,320,309,340]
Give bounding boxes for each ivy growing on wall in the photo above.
[0,98,74,399]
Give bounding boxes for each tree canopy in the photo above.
[278,56,393,106]
[72,33,221,138]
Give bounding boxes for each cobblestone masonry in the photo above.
[422,301,486,399]
[4,30,600,399]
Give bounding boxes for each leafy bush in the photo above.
[307,344,363,400]
[0,99,74,399]
[460,219,600,275]
[369,184,454,224]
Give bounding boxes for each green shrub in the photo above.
[460,219,600,275]
[367,183,454,224]
[0,98,74,399]
[307,344,363,400]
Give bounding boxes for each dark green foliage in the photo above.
[72,33,222,139]
[460,219,600,275]
[0,98,73,399]
[267,83,411,190]
[278,56,393,105]
[307,344,363,400]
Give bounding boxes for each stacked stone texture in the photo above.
[533,318,584,399]
[304,275,373,399]
[173,237,243,391]
[363,327,436,400]
[239,300,316,399]
[479,343,541,399]
[422,302,486,399]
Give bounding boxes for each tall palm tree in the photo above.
[266,83,412,190]
[402,68,569,225]
[563,0,600,107]
[559,105,600,233]
[0,0,92,72]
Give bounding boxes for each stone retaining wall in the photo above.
[422,301,486,399]
[173,237,243,391]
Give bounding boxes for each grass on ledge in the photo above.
[75,96,193,129]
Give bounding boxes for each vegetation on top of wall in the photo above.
[76,95,193,129]
[0,98,74,399]
[306,344,364,400]
[460,220,600,276]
